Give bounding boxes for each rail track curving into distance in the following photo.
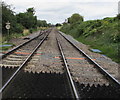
[1,28,79,99]
[0,28,120,99]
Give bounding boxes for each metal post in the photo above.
[8,29,9,36]
[5,21,10,41]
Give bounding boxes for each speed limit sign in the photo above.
[6,21,10,29]
[6,24,10,29]
[5,21,10,37]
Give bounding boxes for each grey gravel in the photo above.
[57,31,112,85]
[0,31,45,68]
[59,31,120,83]
[8,31,41,46]
[24,28,64,74]
[1,28,119,86]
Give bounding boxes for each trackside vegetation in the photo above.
[60,13,120,63]
[1,2,51,43]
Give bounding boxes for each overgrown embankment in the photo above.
[60,14,120,63]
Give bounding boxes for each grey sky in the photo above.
[2,0,119,24]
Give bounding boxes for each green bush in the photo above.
[29,28,33,33]
[14,23,24,33]
[68,13,83,24]
[60,15,120,63]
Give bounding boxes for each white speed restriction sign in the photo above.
[6,24,10,29]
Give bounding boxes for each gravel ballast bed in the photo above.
[1,32,45,68]
[57,32,109,85]
[8,31,41,47]
[59,31,119,82]
[24,28,64,74]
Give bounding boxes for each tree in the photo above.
[116,14,120,20]
[16,7,37,29]
[27,7,35,15]
[2,2,23,34]
[37,20,48,27]
[69,13,84,24]
[55,23,62,27]
[67,17,71,23]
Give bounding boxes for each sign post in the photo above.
[5,21,10,39]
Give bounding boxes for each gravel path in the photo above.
[24,28,64,74]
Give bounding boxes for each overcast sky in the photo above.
[2,0,120,24]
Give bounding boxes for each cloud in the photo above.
[2,0,119,24]
[74,2,118,20]
[3,0,119,4]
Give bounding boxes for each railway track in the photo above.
[57,30,120,98]
[58,31,120,86]
[56,38,79,98]
[0,29,51,92]
[0,28,120,99]
[1,28,79,99]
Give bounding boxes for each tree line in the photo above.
[2,2,51,35]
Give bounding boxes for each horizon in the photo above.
[2,0,119,24]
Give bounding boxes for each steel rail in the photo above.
[56,38,80,99]
[0,31,44,59]
[0,32,49,93]
[59,31,120,87]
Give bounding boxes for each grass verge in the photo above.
[76,36,120,63]
[0,43,15,50]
